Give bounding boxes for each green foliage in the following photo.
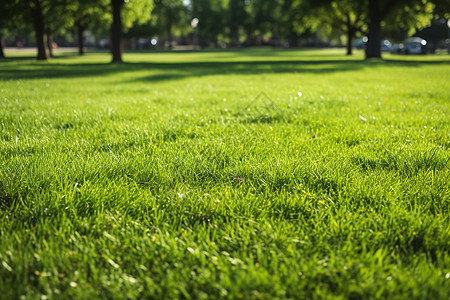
[227,0,249,42]
[45,1,76,32]
[75,0,153,32]
[247,0,283,33]
[122,0,154,29]
[150,0,188,38]
[0,49,449,298]
[73,0,111,35]
[0,0,29,42]
[432,0,450,18]
[23,0,76,34]
[290,0,323,34]
[291,0,437,38]
[383,1,435,41]
[191,0,229,43]
[0,0,22,32]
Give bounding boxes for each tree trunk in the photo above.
[0,34,5,59]
[77,22,85,55]
[30,0,49,60]
[272,24,280,47]
[365,0,382,59]
[229,28,239,47]
[46,27,53,58]
[111,0,123,63]
[167,21,172,49]
[346,28,355,56]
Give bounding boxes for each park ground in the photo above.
[0,48,449,299]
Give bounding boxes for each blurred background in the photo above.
[1,0,449,58]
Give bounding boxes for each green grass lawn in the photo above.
[0,48,449,299]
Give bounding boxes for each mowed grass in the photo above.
[0,48,449,299]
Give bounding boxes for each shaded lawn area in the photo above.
[0,48,449,299]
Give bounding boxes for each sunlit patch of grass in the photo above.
[0,49,449,299]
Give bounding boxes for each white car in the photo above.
[403,37,427,54]
[381,40,392,52]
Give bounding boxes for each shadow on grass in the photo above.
[0,52,448,82]
[0,60,366,81]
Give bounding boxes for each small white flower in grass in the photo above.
[359,115,367,121]
[107,258,119,269]
[125,275,137,284]
[2,261,13,272]
[70,282,78,287]
[177,193,184,199]
[298,92,302,97]
[445,273,450,279]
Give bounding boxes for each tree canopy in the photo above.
[109,0,154,62]
[0,0,25,58]
[1,0,448,61]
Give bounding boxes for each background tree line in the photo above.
[0,0,448,62]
